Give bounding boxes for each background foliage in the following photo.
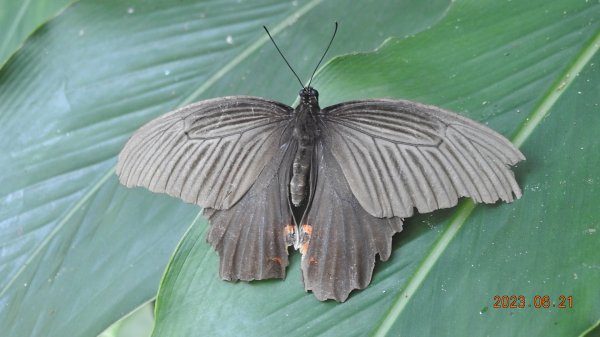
[0,0,598,336]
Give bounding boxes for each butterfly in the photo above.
[116,23,524,302]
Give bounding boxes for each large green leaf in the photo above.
[0,0,452,336]
[153,1,600,336]
[0,0,75,68]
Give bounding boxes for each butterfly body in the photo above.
[290,87,321,207]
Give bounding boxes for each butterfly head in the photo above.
[299,87,319,105]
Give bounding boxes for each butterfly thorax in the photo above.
[290,87,321,207]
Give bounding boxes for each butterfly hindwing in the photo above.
[320,99,525,218]
[204,139,296,281]
[300,141,404,302]
[116,96,293,209]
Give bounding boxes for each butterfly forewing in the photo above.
[116,96,294,210]
[319,99,525,219]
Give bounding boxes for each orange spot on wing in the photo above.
[283,224,296,245]
[270,256,283,265]
[301,224,313,236]
[284,224,295,236]
[308,256,317,265]
[299,224,313,255]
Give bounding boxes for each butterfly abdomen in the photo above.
[290,140,313,206]
[290,100,320,207]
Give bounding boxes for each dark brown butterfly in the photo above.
[116,23,524,302]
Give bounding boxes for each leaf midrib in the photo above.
[0,0,34,66]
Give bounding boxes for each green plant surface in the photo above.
[98,302,154,337]
[1,0,598,336]
[0,0,453,336]
[153,1,600,337]
[0,0,75,68]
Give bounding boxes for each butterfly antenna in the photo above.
[263,26,304,89]
[307,22,338,88]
